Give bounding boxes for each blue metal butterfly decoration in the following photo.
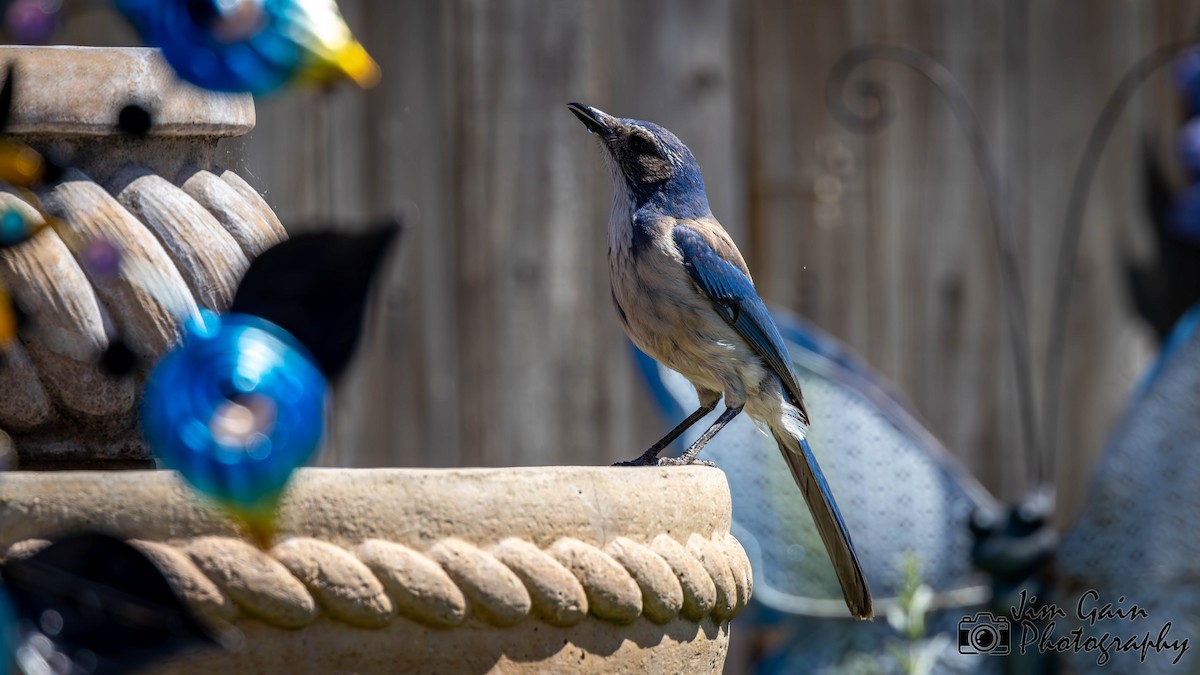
[637,300,1199,673]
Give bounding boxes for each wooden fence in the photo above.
[63,0,1200,523]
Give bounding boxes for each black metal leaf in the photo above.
[230,221,401,381]
[0,64,14,134]
[1,532,223,675]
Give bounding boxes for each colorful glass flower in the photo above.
[116,0,379,94]
[139,225,399,542]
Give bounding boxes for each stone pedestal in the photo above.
[1,467,751,673]
[0,46,283,468]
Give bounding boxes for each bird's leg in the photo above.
[614,401,716,466]
[657,405,744,467]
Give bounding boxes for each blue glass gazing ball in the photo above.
[140,310,326,519]
[0,209,29,247]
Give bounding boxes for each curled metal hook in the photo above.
[1042,42,1196,479]
[826,44,1042,489]
[826,55,894,133]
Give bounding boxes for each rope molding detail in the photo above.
[3,532,753,630]
[0,163,286,449]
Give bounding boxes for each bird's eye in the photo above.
[629,134,658,157]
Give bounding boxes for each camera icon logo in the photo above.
[958,612,1011,656]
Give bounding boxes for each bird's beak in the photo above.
[567,102,616,138]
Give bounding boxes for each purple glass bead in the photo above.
[81,237,123,280]
[1170,182,1200,246]
[5,0,59,45]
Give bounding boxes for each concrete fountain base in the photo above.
[0,45,753,673]
[0,466,752,674]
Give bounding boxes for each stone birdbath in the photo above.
[0,46,752,673]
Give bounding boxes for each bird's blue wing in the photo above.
[672,227,806,412]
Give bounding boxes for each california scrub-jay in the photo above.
[569,103,873,620]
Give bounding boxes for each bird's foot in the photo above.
[613,457,653,467]
[654,456,717,468]
[615,455,717,468]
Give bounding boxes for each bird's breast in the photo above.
[607,224,756,394]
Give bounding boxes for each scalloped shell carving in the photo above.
[605,536,683,624]
[428,538,532,627]
[1,161,282,463]
[273,537,394,628]
[186,536,318,629]
[131,540,237,622]
[355,539,468,628]
[651,533,717,621]
[548,537,644,625]
[0,45,269,464]
[687,533,738,620]
[491,537,588,626]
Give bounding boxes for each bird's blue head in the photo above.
[568,103,711,219]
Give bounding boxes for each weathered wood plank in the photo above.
[52,1,1184,508]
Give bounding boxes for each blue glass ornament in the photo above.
[1180,118,1200,177]
[0,585,11,675]
[0,207,42,249]
[1175,46,1200,114]
[140,309,326,532]
[0,209,26,247]
[116,0,379,95]
[5,0,60,45]
[1171,181,1200,246]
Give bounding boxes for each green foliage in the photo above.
[830,554,951,675]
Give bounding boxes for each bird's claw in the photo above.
[613,457,654,467]
[613,456,717,468]
[613,449,661,466]
[654,457,717,468]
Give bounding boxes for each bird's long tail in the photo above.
[771,423,874,620]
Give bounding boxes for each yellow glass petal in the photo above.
[0,287,16,349]
[334,40,380,89]
[0,140,45,188]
